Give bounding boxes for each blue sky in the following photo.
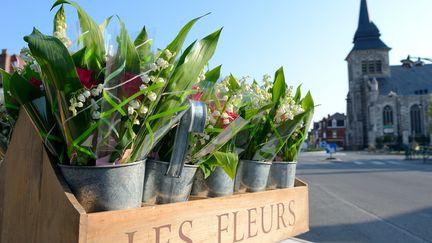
[2,0,432,123]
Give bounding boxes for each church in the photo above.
[346,0,432,150]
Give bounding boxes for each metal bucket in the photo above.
[191,168,207,197]
[59,160,145,213]
[206,167,234,197]
[267,161,297,189]
[238,160,272,192]
[233,159,244,192]
[144,160,198,204]
[142,159,167,203]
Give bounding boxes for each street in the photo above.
[296,151,432,243]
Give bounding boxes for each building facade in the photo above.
[346,0,432,150]
[0,49,22,85]
[309,113,347,148]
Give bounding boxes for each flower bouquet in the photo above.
[268,85,314,189]
[144,70,270,203]
[235,67,313,192]
[4,0,222,212]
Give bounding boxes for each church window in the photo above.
[368,62,375,73]
[410,104,423,135]
[361,60,382,74]
[361,62,368,74]
[376,61,382,72]
[383,106,393,126]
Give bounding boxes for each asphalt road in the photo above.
[295,151,432,243]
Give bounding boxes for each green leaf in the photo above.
[164,13,210,59]
[134,26,153,67]
[204,65,222,83]
[99,16,113,33]
[24,28,92,163]
[52,0,105,72]
[8,72,44,104]
[117,16,140,73]
[272,67,287,106]
[199,65,222,101]
[8,74,61,157]
[71,47,87,67]
[213,151,238,179]
[294,84,302,103]
[0,69,19,116]
[228,74,241,92]
[253,111,307,161]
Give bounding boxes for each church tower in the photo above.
[346,0,391,149]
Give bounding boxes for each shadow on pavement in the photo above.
[298,207,432,243]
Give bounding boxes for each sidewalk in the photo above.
[280,237,313,243]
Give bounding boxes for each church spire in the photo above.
[352,0,389,50]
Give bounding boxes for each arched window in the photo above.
[410,105,422,135]
[383,106,393,126]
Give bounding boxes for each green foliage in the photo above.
[130,28,223,162]
[134,26,153,68]
[0,70,19,117]
[52,0,106,72]
[279,91,315,162]
[24,28,91,163]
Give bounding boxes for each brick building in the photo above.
[0,49,23,85]
[309,113,347,148]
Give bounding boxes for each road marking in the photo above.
[314,183,430,243]
[387,161,403,165]
[352,161,364,165]
[371,161,385,165]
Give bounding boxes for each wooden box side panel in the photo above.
[86,185,308,243]
[0,109,86,243]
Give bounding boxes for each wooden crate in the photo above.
[0,110,309,243]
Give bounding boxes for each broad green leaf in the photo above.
[117,16,140,73]
[99,16,113,33]
[213,151,238,179]
[272,67,287,106]
[134,26,153,67]
[228,74,241,92]
[8,74,61,157]
[130,28,223,162]
[71,47,87,67]
[163,13,210,59]
[8,72,44,106]
[24,28,92,163]
[52,0,105,72]
[204,65,222,83]
[294,84,302,103]
[200,65,222,101]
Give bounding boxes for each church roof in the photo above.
[378,64,432,96]
[351,0,390,51]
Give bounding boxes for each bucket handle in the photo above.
[165,99,207,178]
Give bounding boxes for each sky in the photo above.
[2,0,432,124]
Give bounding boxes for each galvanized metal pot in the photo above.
[267,161,297,189]
[206,166,234,197]
[59,160,145,213]
[191,168,207,197]
[142,159,167,203]
[144,160,198,204]
[237,160,272,192]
